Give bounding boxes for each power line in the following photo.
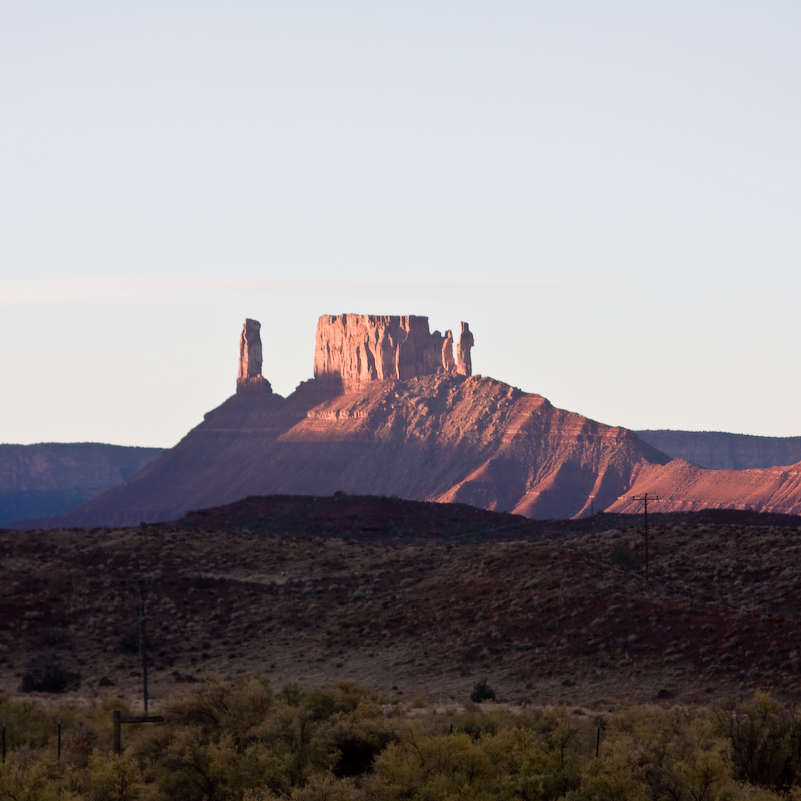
[628,493,660,588]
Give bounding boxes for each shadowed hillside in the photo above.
[46,374,669,528]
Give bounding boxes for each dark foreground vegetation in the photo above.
[3,679,801,800]
[7,511,801,704]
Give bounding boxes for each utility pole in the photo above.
[629,493,660,588]
[137,579,149,713]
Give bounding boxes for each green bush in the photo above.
[470,680,496,703]
[611,542,638,570]
[1,684,798,801]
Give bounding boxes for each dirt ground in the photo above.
[2,498,801,710]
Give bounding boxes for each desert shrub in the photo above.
[138,677,342,800]
[0,752,65,801]
[575,734,650,801]
[2,679,800,800]
[89,749,142,801]
[279,681,303,707]
[470,679,496,703]
[118,624,148,655]
[193,574,217,590]
[279,680,376,721]
[327,696,398,778]
[611,542,638,570]
[499,731,582,800]
[716,691,801,793]
[21,653,81,694]
[367,728,500,800]
[638,708,733,801]
[39,626,74,649]
[367,724,583,800]
[165,676,275,744]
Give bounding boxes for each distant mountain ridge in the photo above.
[636,429,801,470]
[0,443,163,526]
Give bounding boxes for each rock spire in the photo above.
[456,322,474,377]
[236,319,272,394]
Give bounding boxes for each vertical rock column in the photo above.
[442,330,455,373]
[236,319,272,393]
[456,322,474,376]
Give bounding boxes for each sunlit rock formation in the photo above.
[313,314,472,387]
[236,318,272,394]
[456,322,474,377]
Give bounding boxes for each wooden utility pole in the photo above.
[137,580,149,713]
[629,493,660,588]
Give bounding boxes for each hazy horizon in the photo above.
[3,2,801,447]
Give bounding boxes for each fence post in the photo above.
[113,710,121,755]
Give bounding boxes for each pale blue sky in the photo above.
[2,2,800,446]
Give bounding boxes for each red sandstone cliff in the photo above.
[49,313,801,529]
[54,372,668,527]
[608,458,801,515]
[313,314,472,386]
[48,314,670,527]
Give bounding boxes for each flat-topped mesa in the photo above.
[236,319,272,394]
[314,314,473,387]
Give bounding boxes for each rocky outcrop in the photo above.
[608,457,801,516]
[47,313,673,527]
[51,371,670,527]
[237,319,272,394]
[313,314,472,387]
[442,330,455,373]
[29,314,801,529]
[456,322,473,377]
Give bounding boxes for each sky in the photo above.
[2,1,801,447]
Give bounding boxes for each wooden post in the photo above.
[57,716,61,761]
[113,710,121,755]
[138,580,149,713]
[112,713,164,754]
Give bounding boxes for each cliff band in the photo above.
[313,314,473,387]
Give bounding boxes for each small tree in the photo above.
[470,680,496,704]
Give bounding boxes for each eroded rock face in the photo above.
[314,314,473,386]
[442,330,455,373]
[456,322,473,377]
[237,319,272,394]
